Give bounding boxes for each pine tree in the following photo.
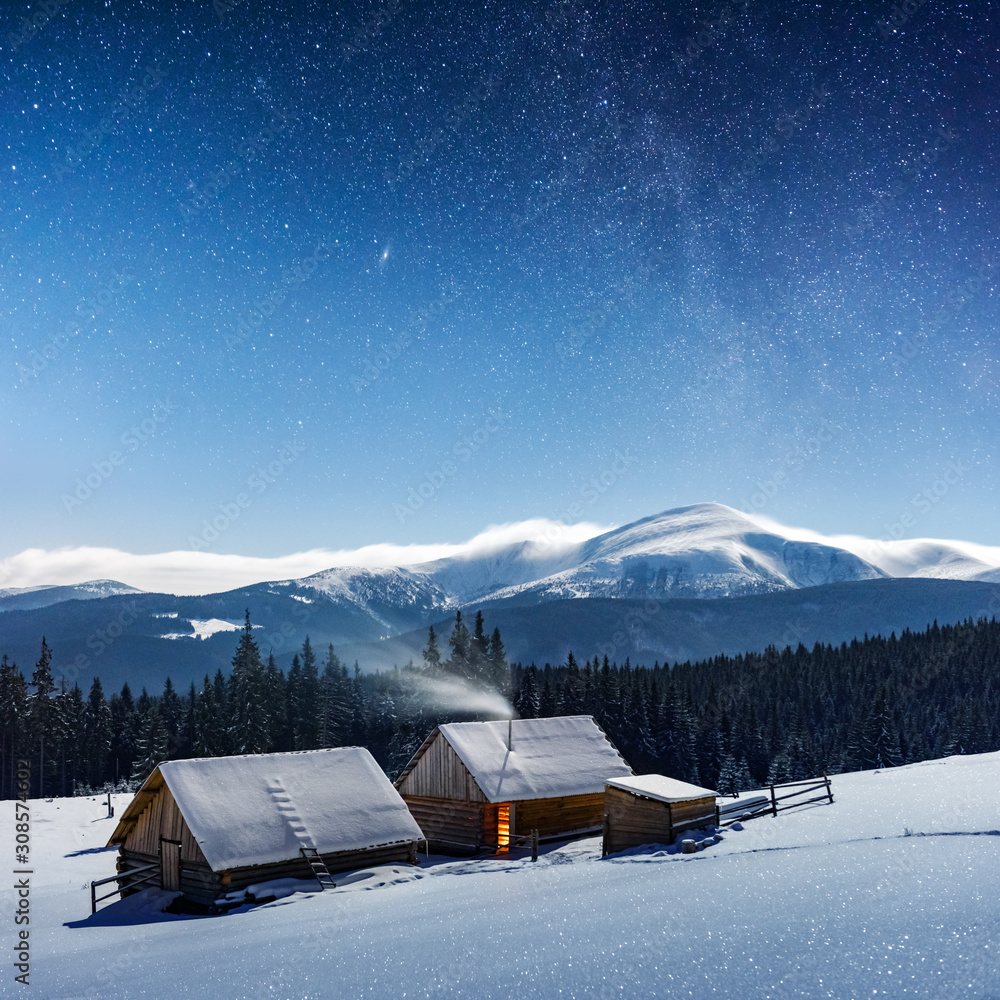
[263,653,289,751]
[538,670,557,718]
[446,611,471,679]
[28,638,59,797]
[109,683,138,784]
[515,664,540,718]
[598,656,622,740]
[160,677,183,760]
[488,627,510,697]
[229,610,271,754]
[655,685,699,784]
[422,625,441,671]
[0,656,28,800]
[471,611,489,682]
[131,706,168,783]
[716,753,755,797]
[319,644,351,747]
[292,638,321,749]
[561,652,584,715]
[82,677,113,789]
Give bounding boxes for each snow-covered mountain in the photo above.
[440,503,888,602]
[0,579,144,612]
[6,504,1000,690]
[243,503,887,612]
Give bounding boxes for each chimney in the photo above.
[507,717,513,751]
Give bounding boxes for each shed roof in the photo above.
[429,715,633,803]
[606,773,717,804]
[108,747,424,871]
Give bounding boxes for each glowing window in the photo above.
[497,804,510,852]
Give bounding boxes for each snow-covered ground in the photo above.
[3,752,998,998]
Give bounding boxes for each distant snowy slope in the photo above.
[0,579,144,612]
[750,513,1000,586]
[288,565,454,629]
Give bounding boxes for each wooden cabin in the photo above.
[107,747,425,908]
[395,715,633,854]
[602,774,717,856]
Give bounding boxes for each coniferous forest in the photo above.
[2,609,998,801]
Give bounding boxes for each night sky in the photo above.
[3,1,998,578]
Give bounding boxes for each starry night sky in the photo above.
[3,0,999,565]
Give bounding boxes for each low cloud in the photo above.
[0,518,614,596]
[746,512,1000,579]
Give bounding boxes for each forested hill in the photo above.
[2,613,998,801]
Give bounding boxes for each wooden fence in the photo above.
[91,861,159,914]
[716,774,834,827]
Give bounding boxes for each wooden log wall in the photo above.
[396,735,487,802]
[602,786,717,855]
[514,793,605,840]
[402,795,490,852]
[122,784,206,866]
[119,838,422,906]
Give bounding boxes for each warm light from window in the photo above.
[497,804,510,852]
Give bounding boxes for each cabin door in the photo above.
[160,839,181,892]
[497,803,513,852]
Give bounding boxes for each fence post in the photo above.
[823,772,833,804]
[770,784,777,817]
[91,881,97,915]
[531,828,538,862]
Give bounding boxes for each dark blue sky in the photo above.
[3,0,998,564]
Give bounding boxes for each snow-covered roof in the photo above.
[606,774,717,804]
[112,748,424,871]
[437,715,633,803]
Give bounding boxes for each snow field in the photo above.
[1,751,997,999]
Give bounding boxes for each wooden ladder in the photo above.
[299,846,337,890]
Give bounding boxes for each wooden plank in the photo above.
[603,785,717,854]
[397,733,487,802]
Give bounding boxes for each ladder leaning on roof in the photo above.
[299,846,337,890]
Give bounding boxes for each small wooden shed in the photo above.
[107,747,425,907]
[602,774,717,856]
[395,715,633,854]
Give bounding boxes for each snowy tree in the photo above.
[131,706,168,783]
[229,610,271,754]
